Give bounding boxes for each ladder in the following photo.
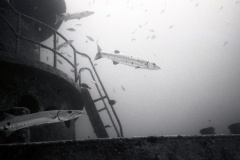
[0,0,123,137]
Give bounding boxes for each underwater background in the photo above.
[1,0,240,141]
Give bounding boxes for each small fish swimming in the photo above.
[70,69,75,73]
[57,59,63,64]
[132,29,137,34]
[0,110,84,137]
[106,14,111,17]
[75,24,82,26]
[169,25,173,29]
[108,100,116,105]
[80,83,91,90]
[131,38,136,41]
[55,11,94,24]
[161,9,165,14]
[121,85,125,91]
[113,88,115,93]
[224,41,228,46]
[86,35,94,42]
[139,25,142,28]
[93,63,98,66]
[94,45,160,70]
[146,36,150,39]
[67,54,72,57]
[144,21,148,25]
[67,28,76,32]
[149,29,154,32]
[91,80,97,84]
[56,40,73,50]
[60,50,66,54]
[151,35,156,40]
[195,3,199,7]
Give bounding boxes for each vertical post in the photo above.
[53,32,57,68]
[15,14,21,54]
[73,48,77,82]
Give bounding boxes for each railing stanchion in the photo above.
[74,48,77,82]
[53,31,57,68]
[15,14,21,54]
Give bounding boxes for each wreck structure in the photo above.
[0,0,239,159]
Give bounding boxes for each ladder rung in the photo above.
[97,108,106,112]
[93,96,107,103]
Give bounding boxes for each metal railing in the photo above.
[0,0,123,137]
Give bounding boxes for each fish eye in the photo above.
[67,111,72,114]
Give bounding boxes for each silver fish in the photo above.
[57,59,62,64]
[67,28,76,32]
[0,110,84,137]
[121,85,125,91]
[56,40,73,50]
[94,45,160,70]
[131,38,136,41]
[55,11,94,24]
[132,29,137,34]
[151,35,156,40]
[60,50,67,54]
[91,80,97,84]
[224,41,228,46]
[86,35,94,42]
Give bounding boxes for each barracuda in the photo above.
[55,11,94,24]
[94,45,161,70]
[0,110,84,136]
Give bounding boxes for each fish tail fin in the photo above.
[54,15,60,24]
[94,45,102,60]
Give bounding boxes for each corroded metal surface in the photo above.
[0,135,239,160]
